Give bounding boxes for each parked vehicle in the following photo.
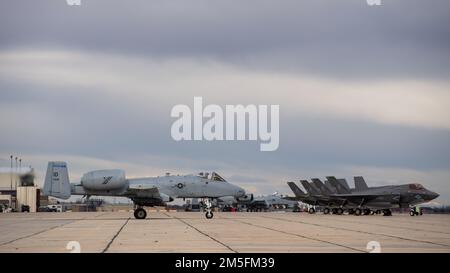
[21,205,30,213]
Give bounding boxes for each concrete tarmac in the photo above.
[1,211,450,253]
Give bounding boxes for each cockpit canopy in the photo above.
[409,183,425,190]
[211,172,226,182]
[197,172,227,182]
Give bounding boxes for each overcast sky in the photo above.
[1,0,449,204]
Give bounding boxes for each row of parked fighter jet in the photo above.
[285,176,439,216]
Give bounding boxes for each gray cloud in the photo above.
[0,50,448,173]
[1,0,450,79]
[228,175,268,183]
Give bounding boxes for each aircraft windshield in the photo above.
[409,184,425,190]
[211,172,226,182]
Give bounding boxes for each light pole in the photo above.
[9,155,13,191]
[10,155,13,208]
[15,157,18,190]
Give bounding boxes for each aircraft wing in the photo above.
[128,184,171,201]
[283,196,300,201]
[332,193,392,204]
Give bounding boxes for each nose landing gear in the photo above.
[410,207,423,216]
[203,198,214,219]
[205,211,214,219]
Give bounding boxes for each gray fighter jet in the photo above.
[248,193,299,211]
[217,192,298,212]
[287,176,439,216]
[312,177,379,214]
[285,181,321,213]
[327,176,440,216]
[286,180,346,214]
[43,161,246,219]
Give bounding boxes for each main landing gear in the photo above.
[319,207,391,216]
[133,205,147,219]
[132,199,216,220]
[382,209,392,216]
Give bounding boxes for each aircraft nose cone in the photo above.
[430,192,439,200]
[235,187,246,197]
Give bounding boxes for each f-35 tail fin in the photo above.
[287,182,306,197]
[338,178,351,191]
[354,176,368,191]
[300,180,321,195]
[325,180,337,193]
[326,176,351,194]
[311,178,332,195]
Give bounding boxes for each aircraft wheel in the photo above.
[308,208,315,214]
[337,208,344,215]
[363,209,371,215]
[205,211,214,219]
[383,209,392,216]
[323,208,330,214]
[410,211,415,216]
[331,208,337,214]
[354,208,362,216]
[134,208,147,219]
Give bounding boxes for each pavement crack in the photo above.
[224,217,366,253]
[0,220,75,247]
[319,216,450,236]
[262,215,450,249]
[102,218,130,253]
[170,214,237,253]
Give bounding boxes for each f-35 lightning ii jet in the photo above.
[287,176,439,216]
[286,180,347,214]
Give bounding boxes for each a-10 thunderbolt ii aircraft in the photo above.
[43,161,247,219]
[286,176,439,216]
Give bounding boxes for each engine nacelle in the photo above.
[81,169,127,191]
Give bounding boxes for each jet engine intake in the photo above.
[237,193,253,202]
